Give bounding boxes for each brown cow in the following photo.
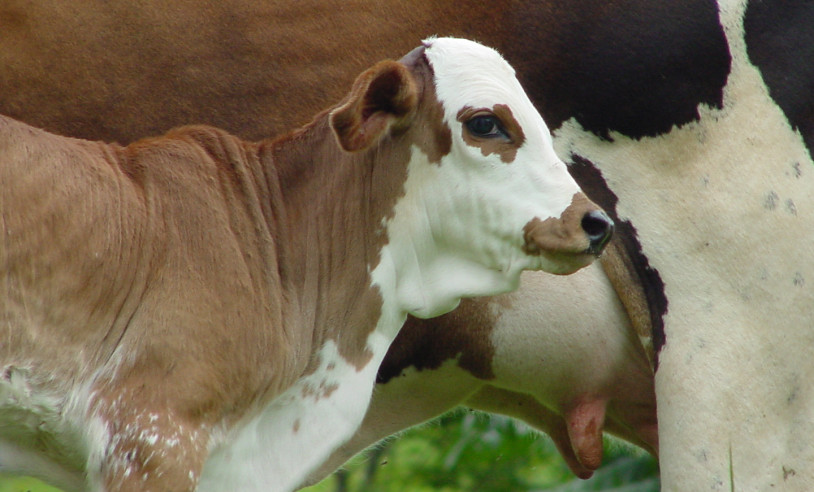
[0,38,611,491]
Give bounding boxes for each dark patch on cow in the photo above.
[783,161,804,180]
[567,155,668,367]
[504,0,731,140]
[793,272,805,288]
[744,0,814,157]
[785,199,797,216]
[764,191,779,210]
[376,298,500,384]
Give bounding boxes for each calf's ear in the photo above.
[330,60,418,152]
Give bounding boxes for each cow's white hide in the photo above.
[554,1,814,488]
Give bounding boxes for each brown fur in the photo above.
[600,240,655,365]
[0,51,448,490]
[0,0,513,144]
[522,193,599,270]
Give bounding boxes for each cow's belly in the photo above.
[554,1,814,488]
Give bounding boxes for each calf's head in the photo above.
[330,37,612,317]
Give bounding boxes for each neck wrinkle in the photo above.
[260,119,398,374]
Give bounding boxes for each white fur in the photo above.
[554,1,814,488]
[488,266,646,402]
[383,38,583,320]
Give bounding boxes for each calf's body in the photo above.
[0,38,608,491]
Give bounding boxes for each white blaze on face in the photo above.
[372,38,593,321]
[425,38,585,269]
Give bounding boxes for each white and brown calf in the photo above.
[0,38,611,492]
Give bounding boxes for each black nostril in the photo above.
[582,210,614,252]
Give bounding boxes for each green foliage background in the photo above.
[302,410,658,492]
[0,410,658,492]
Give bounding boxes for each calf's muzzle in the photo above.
[522,192,613,273]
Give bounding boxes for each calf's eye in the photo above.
[465,115,507,139]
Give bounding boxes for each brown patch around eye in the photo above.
[457,104,526,163]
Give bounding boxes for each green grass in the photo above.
[0,474,62,492]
